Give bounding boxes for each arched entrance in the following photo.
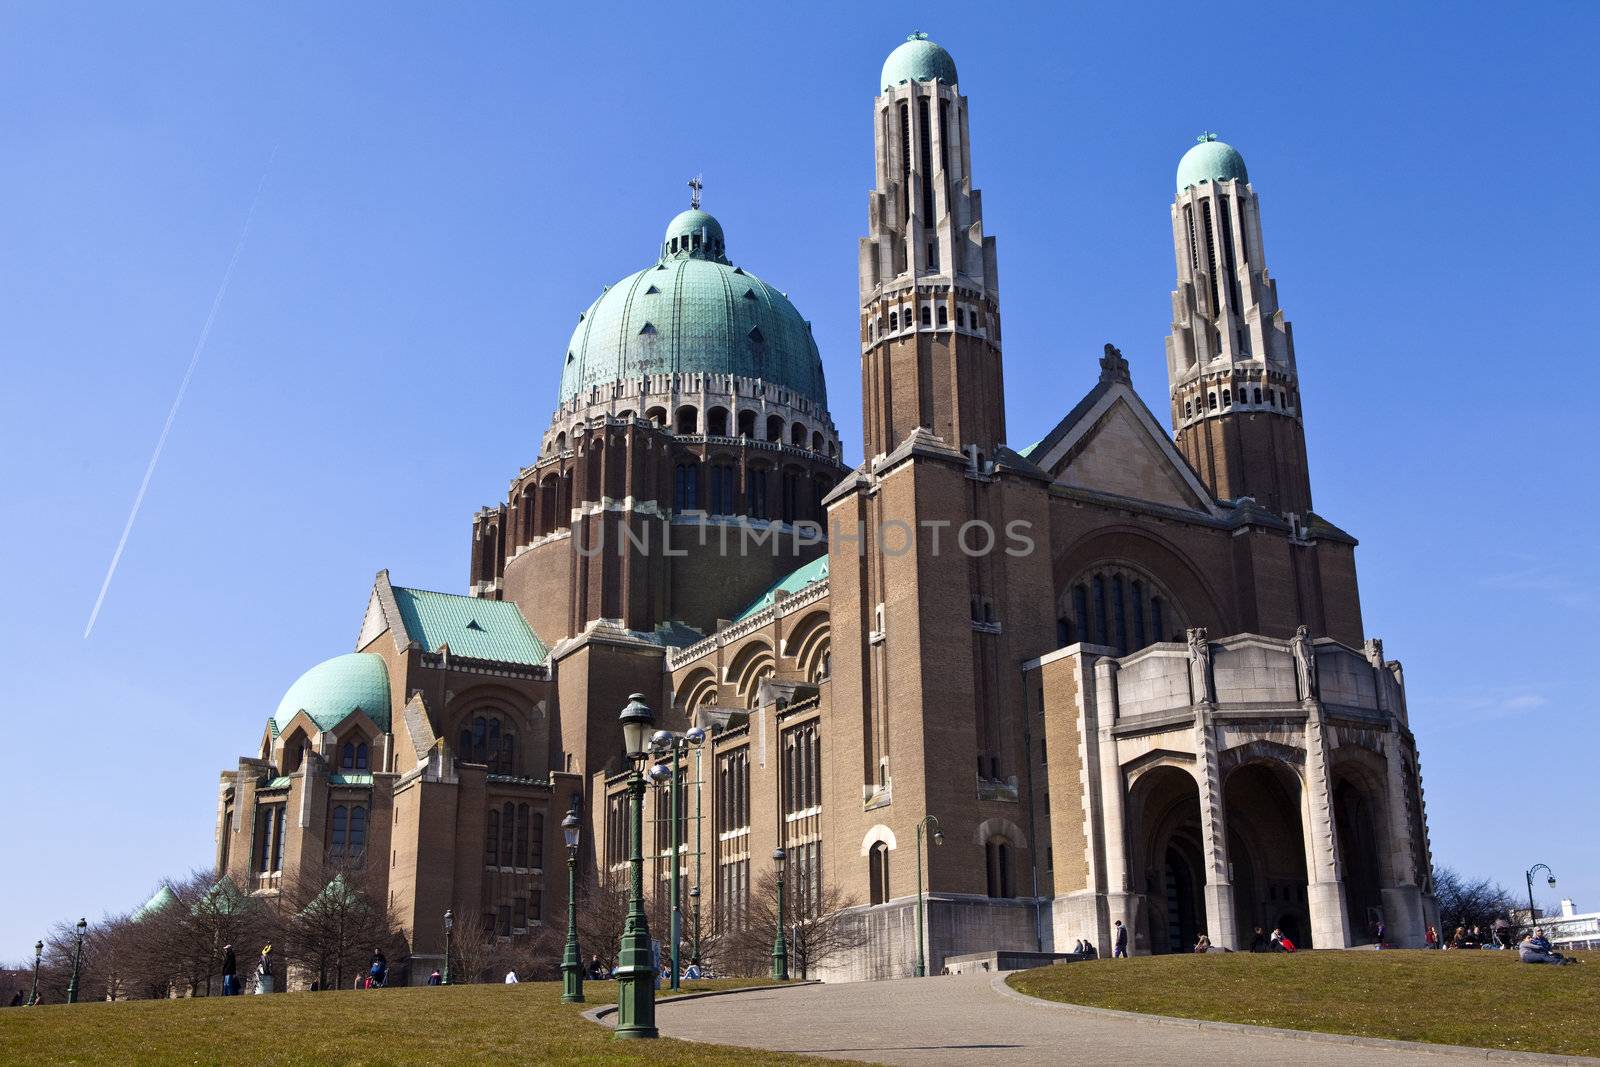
[1224,761,1311,948]
[1128,765,1206,955]
[1333,766,1389,943]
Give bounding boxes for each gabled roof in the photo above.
[733,555,829,622]
[1023,348,1222,518]
[390,585,548,665]
[361,570,548,666]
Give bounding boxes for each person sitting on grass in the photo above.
[1250,926,1269,952]
[1270,927,1296,953]
[1520,929,1579,965]
[1193,934,1211,953]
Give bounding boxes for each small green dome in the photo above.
[1177,134,1248,193]
[558,211,828,408]
[663,209,725,259]
[273,652,391,733]
[881,32,957,91]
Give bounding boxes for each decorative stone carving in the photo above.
[1291,624,1318,702]
[1099,342,1131,383]
[1186,627,1213,704]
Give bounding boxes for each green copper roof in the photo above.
[881,32,958,90]
[558,210,828,409]
[273,652,391,734]
[391,586,548,665]
[1177,133,1248,193]
[733,555,829,622]
[131,885,177,923]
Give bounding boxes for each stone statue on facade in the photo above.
[1291,624,1318,702]
[1186,627,1212,704]
[1099,342,1131,383]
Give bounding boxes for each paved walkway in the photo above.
[653,971,1544,1066]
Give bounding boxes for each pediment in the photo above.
[1032,383,1219,516]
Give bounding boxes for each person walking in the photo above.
[1112,920,1129,958]
[221,944,239,996]
[369,949,388,989]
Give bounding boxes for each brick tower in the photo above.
[1165,134,1313,518]
[858,32,1004,461]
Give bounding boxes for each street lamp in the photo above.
[442,909,453,986]
[1525,864,1557,932]
[771,848,789,981]
[914,816,945,977]
[66,918,87,1004]
[647,724,706,991]
[561,805,585,1004]
[614,694,658,1040]
[30,939,42,1006]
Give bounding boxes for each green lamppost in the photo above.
[66,918,86,1004]
[914,816,944,977]
[442,909,453,986]
[30,939,42,1006]
[613,694,658,1040]
[648,725,706,990]
[561,806,585,1004]
[771,848,789,981]
[1524,864,1556,934]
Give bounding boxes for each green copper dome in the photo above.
[558,210,828,408]
[1177,134,1248,193]
[881,32,957,91]
[273,652,391,733]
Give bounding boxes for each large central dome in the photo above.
[557,209,828,408]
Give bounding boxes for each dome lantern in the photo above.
[880,31,958,91]
[1177,132,1249,193]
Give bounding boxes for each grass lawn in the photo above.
[0,978,854,1066]
[1008,949,1598,1058]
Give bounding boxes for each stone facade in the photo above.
[209,33,1436,986]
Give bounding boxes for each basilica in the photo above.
[212,32,1438,981]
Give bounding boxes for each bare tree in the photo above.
[720,870,867,979]
[116,870,271,998]
[575,870,632,974]
[276,856,402,990]
[1432,865,1519,936]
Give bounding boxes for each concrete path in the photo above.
[653,971,1565,1066]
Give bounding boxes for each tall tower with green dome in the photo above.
[1166,133,1313,518]
[858,32,1004,460]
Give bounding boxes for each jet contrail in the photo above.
[84,144,279,639]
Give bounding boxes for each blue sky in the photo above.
[2,1,1595,951]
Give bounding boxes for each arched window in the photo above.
[1207,392,1218,411]
[710,464,736,514]
[355,742,368,771]
[766,414,784,442]
[674,462,700,512]
[791,422,806,447]
[811,431,823,453]
[331,805,348,854]
[920,305,931,327]
[870,842,890,905]
[737,409,756,438]
[986,837,1014,898]
[349,806,366,854]
[645,406,667,426]
[1222,388,1232,406]
[341,742,355,770]
[676,406,698,434]
[747,467,769,520]
[515,802,530,867]
[1184,400,1192,418]
[486,808,500,867]
[1253,387,1263,404]
[889,311,898,330]
[707,407,729,436]
[501,801,515,867]
[498,733,515,776]
[1064,565,1184,654]
[937,305,948,327]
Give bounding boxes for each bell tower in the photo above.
[859,32,1004,461]
[1166,134,1312,518]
